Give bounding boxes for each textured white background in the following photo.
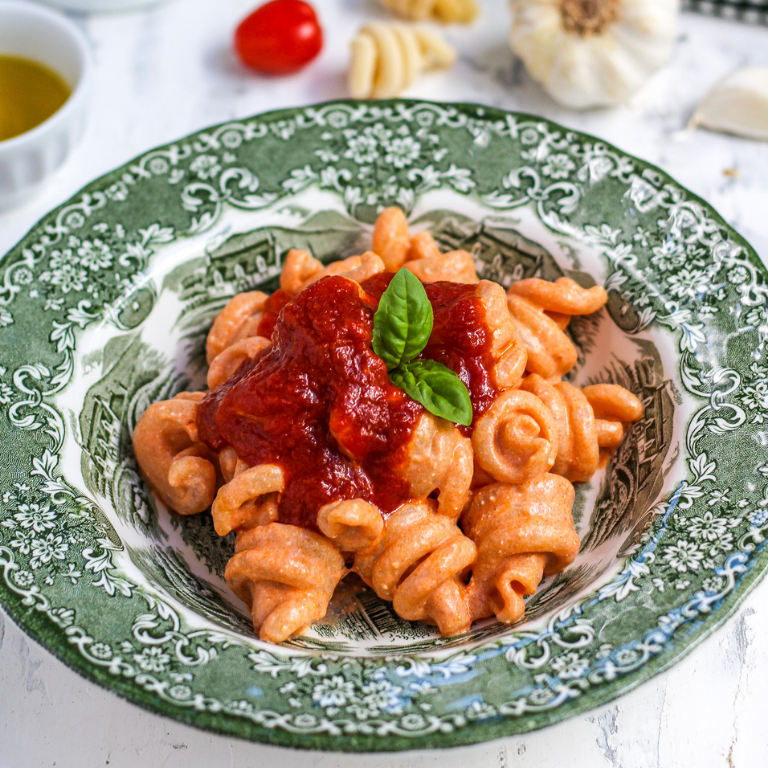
[1,1,768,765]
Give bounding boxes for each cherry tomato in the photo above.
[234,0,323,75]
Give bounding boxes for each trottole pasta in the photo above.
[132,207,644,643]
[379,0,480,24]
[348,22,456,100]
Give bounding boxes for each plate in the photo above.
[0,100,767,751]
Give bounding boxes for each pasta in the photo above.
[132,205,646,644]
[507,276,609,380]
[353,500,476,636]
[372,206,480,283]
[207,336,270,389]
[379,0,480,24]
[400,413,473,520]
[205,290,268,364]
[463,475,579,624]
[348,23,456,100]
[131,392,218,516]
[520,374,643,482]
[226,523,346,643]
[280,248,385,296]
[472,389,559,485]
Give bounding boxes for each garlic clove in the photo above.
[691,67,768,141]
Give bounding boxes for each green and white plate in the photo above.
[1,101,767,751]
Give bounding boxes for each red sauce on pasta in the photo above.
[256,288,291,339]
[198,272,500,529]
[361,274,500,426]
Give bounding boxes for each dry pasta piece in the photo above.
[508,277,608,316]
[462,475,579,624]
[354,500,476,636]
[281,249,385,296]
[205,291,268,364]
[349,22,456,100]
[206,336,270,389]
[316,499,385,553]
[211,463,285,536]
[380,0,479,23]
[226,523,346,643]
[506,293,578,380]
[400,412,473,521]
[132,392,218,516]
[472,389,559,485]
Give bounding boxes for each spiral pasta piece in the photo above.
[380,0,479,23]
[408,230,441,261]
[280,249,322,295]
[206,336,270,389]
[582,384,644,423]
[349,22,456,100]
[508,277,608,316]
[281,249,385,296]
[211,464,285,536]
[583,383,644,462]
[132,392,218,516]
[472,389,559,485]
[226,523,346,643]
[400,413,473,521]
[206,291,268,364]
[405,248,479,285]
[316,499,384,554]
[372,207,412,271]
[475,280,528,390]
[371,207,479,283]
[506,294,578,380]
[519,374,599,483]
[354,500,476,636]
[463,475,579,624]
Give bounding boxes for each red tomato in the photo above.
[234,0,323,75]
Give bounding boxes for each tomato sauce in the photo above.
[256,288,291,339]
[198,272,500,529]
[361,274,501,424]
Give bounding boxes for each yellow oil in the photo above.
[0,55,71,142]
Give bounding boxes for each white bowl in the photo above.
[0,1,93,210]
[40,0,168,11]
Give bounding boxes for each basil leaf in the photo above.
[372,269,433,370]
[390,359,473,426]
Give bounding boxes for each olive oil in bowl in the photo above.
[0,55,71,142]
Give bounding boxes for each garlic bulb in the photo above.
[349,23,456,99]
[691,67,768,141]
[509,0,680,110]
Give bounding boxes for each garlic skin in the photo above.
[509,0,680,110]
[691,68,768,141]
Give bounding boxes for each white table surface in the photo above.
[1,1,768,765]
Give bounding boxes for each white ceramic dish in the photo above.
[0,1,92,209]
[39,0,169,11]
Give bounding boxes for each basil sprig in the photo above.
[373,269,473,426]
